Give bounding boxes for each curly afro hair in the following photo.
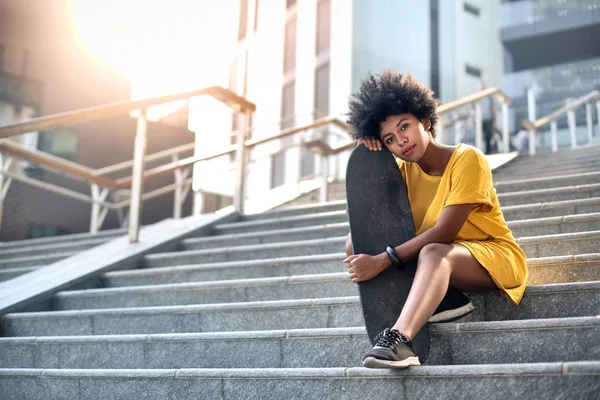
[347,70,440,140]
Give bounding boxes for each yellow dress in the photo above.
[398,143,528,305]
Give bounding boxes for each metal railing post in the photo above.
[90,184,100,233]
[233,113,249,214]
[586,102,593,144]
[454,116,463,146]
[0,154,13,234]
[551,120,558,153]
[501,103,509,153]
[527,88,537,155]
[596,101,600,138]
[319,154,329,203]
[567,109,577,149]
[128,110,148,243]
[437,118,444,144]
[172,154,191,219]
[474,102,483,151]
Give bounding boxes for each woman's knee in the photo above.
[417,243,453,271]
[345,233,354,257]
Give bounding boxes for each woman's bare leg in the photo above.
[392,242,497,339]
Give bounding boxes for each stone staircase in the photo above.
[1,146,600,399]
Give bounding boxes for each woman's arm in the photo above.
[345,202,476,282]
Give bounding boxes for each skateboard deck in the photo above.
[345,144,429,363]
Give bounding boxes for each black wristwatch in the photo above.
[386,246,404,269]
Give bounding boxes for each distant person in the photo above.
[479,81,497,154]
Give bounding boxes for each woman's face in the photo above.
[379,113,432,162]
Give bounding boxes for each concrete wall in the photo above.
[350,0,431,92]
[453,0,504,97]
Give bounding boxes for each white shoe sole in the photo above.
[363,356,421,369]
[428,302,475,323]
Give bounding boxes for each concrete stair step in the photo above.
[518,230,600,258]
[494,171,600,192]
[0,238,108,261]
[0,266,40,282]
[508,212,600,237]
[101,251,600,288]
[501,197,600,220]
[495,165,600,180]
[1,317,597,369]
[181,223,350,251]
[0,252,75,270]
[495,156,600,171]
[497,183,600,207]
[497,147,600,166]
[56,272,354,310]
[527,253,600,285]
[102,254,346,287]
[243,200,347,222]
[499,145,600,163]
[0,228,125,251]
[143,237,346,269]
[213,210,348,235]
[1,362,598,399]
[3,281,599,336]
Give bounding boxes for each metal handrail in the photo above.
[438,87,511,114]
[522,90,600,154]
[0,86,255,139]
[523,90,599,130]
[94,142,195,177]
[0,140,117,188]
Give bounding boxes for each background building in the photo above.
[501,0,600,146]
[191,0,504,202]
[0,0,195,241]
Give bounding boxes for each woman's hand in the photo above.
[343,253,388,283]
[359,138,382,151]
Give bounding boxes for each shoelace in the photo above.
[374,328,411,349]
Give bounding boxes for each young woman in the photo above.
[343,71,528,369]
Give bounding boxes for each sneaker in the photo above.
[428,288,475,323]
[362,328,421,369]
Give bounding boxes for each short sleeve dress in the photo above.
[398,143,528,305]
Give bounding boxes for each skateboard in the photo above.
[345,144,429,362]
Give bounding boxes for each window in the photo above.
[286,0,296,9]
[37,129,78,161]
[316,0,331,55]
[281,82,295,130]
[283,17,297,74]
[314,63,330,116]
[465,64,482,78]
[271,151,286,188]
[463,2,481,17]
[238,0,249,41]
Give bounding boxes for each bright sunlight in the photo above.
[70,0,237,100]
